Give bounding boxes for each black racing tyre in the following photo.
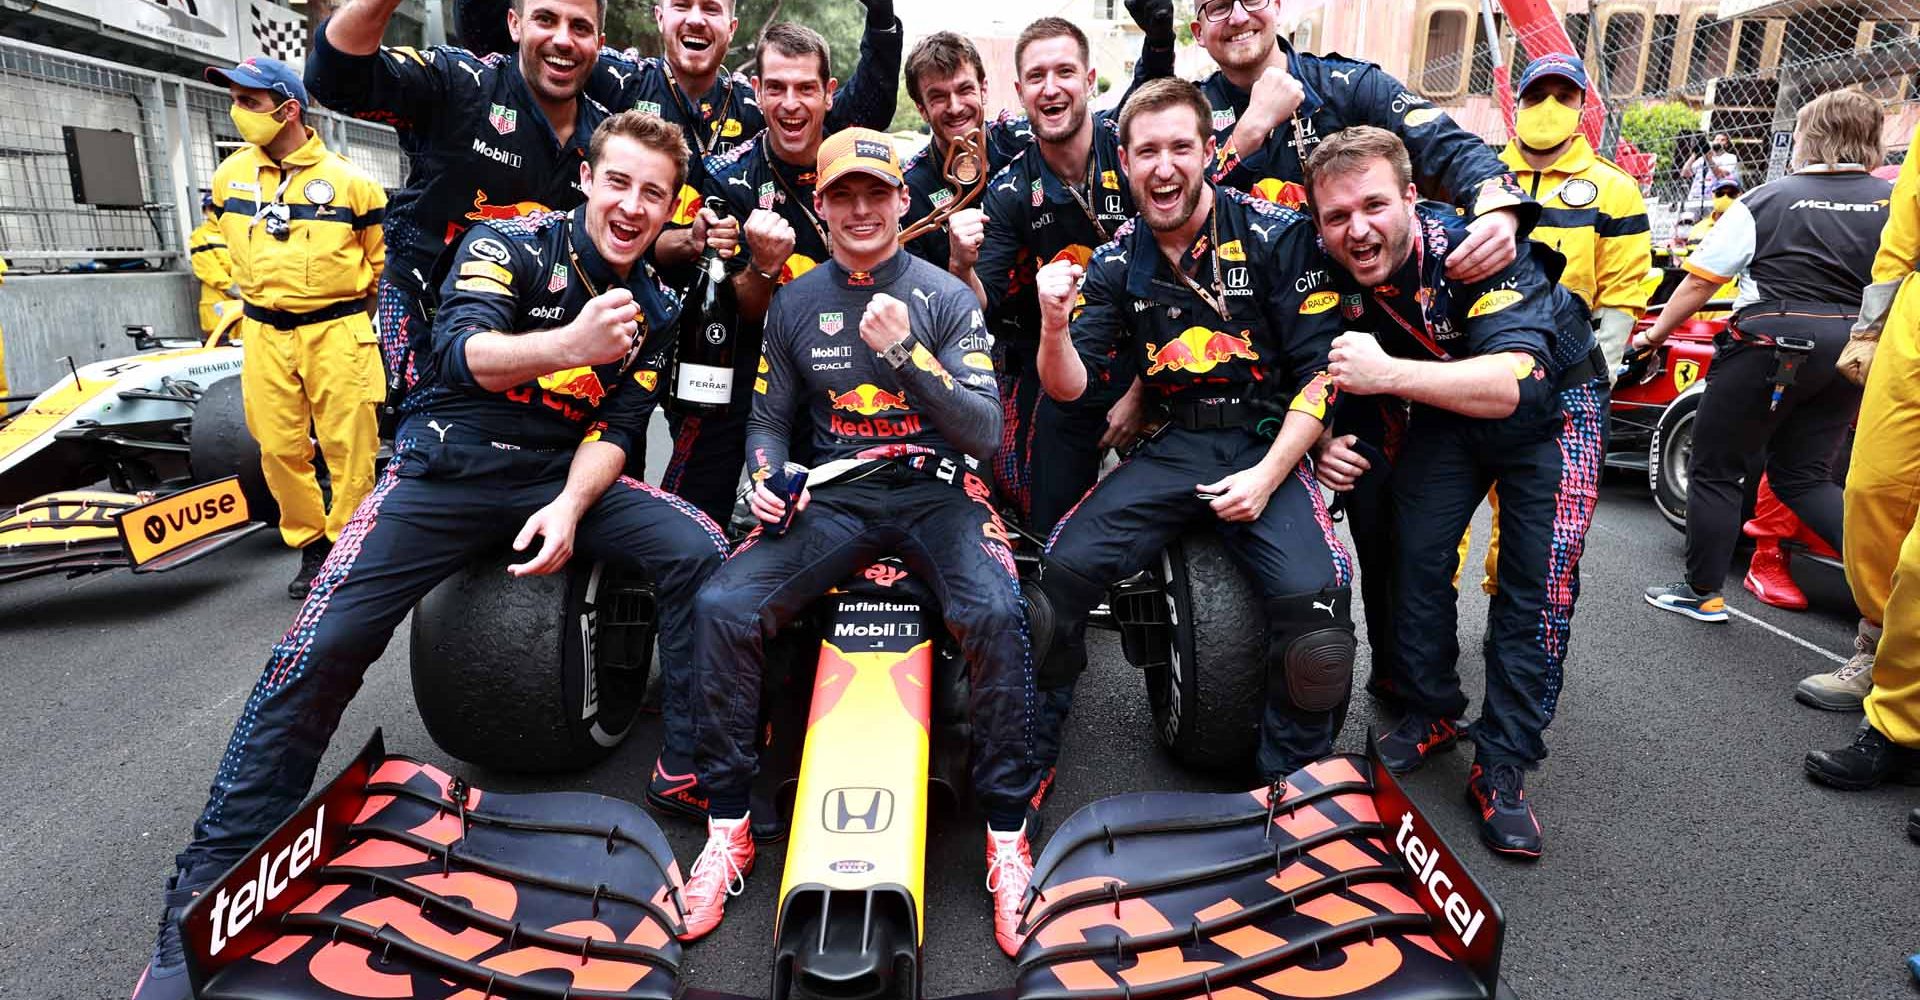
[1142,532,1264,770]
[1648,385,1702,534]
[409,554,657,773]
[188,376,278,526]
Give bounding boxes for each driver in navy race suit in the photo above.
[130,111,729,1000]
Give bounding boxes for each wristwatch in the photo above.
[880,338,912,370]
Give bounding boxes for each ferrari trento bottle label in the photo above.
[675,362,734,404]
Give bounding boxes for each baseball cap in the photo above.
[817,128,904,191]
[1711,176,1743,195]
[205,56,308,108]
[1516,53,1589,96]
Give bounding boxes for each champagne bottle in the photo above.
[671,243,738,415]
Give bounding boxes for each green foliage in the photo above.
[889,75,926,133]
[605,0,866,83]
[1620,101,1703,183]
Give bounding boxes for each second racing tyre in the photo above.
[409,553,657,773]
[188,376,278,525]
[1648,384,1703,533]
[1142,532,1264,770]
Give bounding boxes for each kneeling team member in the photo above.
[681,129,1040,955]
[1033,79,1357,783]
[1309,127,1606,859]
[129,112,727,1000]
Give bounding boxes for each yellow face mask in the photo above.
[230,101,292,147]
[1712,194,1733,216]
[1515,96,1581,151]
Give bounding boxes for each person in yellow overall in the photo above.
[1805,120,1920,822]
[188,190,239,336]
[1457,54,1651,593]
[206,56,386,598]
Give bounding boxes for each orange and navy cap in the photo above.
[817,128,903,191]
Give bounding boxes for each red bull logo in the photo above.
[1050,245,1093,269]
[537,366,607,406]
[828,384,909,416]
[1144,327,1260,375]
[467,191,551,222]
[780,253,818,285]
[669,185,704,226]
[1251,178,1308,209]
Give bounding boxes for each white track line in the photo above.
[1727,606,1847,665]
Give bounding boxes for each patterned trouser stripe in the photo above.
[618,475,730,554]
[1296,461,1354,586]
[661,417,701,495]
[1536,384,1604,716]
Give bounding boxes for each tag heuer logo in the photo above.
[1030,178,1043,208]
[759,181,776,211]
[548,263,568,292]
[929,188,952,208]
[633,100,663,116]
[1212,108,1237,131]
[819,311,844,336]
[488,103,517,135]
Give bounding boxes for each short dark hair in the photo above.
[510,0,608,32]
[1303,126,1413,202]
[1118,78,1212,148]
[761,21,831,85]
[1015,17,1089,73]
[905,31,985,107]
[590,110,690,193]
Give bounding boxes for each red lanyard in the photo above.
[1366,214,1452,361]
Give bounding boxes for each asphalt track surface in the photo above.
[2,421,1914,999]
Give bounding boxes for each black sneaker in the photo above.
[1466,762,1542,859]
[644,754,710,821]
[130,871,203,1000]
[1375,714,1465,774]
[288,538,333,600]
[1804,724,1920,791]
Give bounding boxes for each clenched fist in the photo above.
[743,209,797,278]
[946,208,986,273]
[698,206,741,259]
[559,287,638,367]
[1245,65,1305,137]
[860,292,911,354]
[1035,258,1084,333]
[1327,331,1400,396]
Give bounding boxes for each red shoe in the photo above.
[1743,543,1807,611]
[986,825,1035,957]
[677,816,754,942]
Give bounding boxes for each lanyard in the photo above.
[1366,214,1453,361]
[249,162,302,229]
[1057,150,1110,245]
[1164,210,1231,322]
[567,219,649,373]
[766,134,832,256]
[664,67,735,158]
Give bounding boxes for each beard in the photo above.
[1140,176,1204,232]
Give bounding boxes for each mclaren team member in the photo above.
[128,112,728,1000]
[1308,127,1606,859]
[189,190,239,335]
[1032,80,1357,783]
[205,58,386,599]
[1641,90,1889,625]
[899,0,1175,271]
[1806,118,1920,816]
[957,18,1147,535]
[1450,54,1651,597]
[679,129,1042,954]
[306,0,618,414]
[1189,0,1528,283]
[656,21,901,533]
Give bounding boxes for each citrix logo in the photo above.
[1394,810,1487,946]
[206,806,325,955]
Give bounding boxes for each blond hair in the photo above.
[1793,88,1884,170]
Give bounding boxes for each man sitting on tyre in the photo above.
[1031,79,1358,785]
[1306,126,1606,860]
[680,128,1042,956]
[128,111,728,1000]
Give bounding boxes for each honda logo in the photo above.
[823,787,893,833]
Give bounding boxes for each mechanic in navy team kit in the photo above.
[1031,79,1356,783]
[1184,0,1534,711]
[897,0,1174,272]
[676,128,1042,957]
[1306,127,1606,859]
[306,0,616,413]
[130,113,728,1000]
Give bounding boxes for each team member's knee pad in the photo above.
[1267,588,1357,713]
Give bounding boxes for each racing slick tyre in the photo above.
[1141,532,1264,770]
[409,553,658,773]
[1648,383,1703,534]
[188,376,278,525]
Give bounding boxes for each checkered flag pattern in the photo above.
[249,2,307,65]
